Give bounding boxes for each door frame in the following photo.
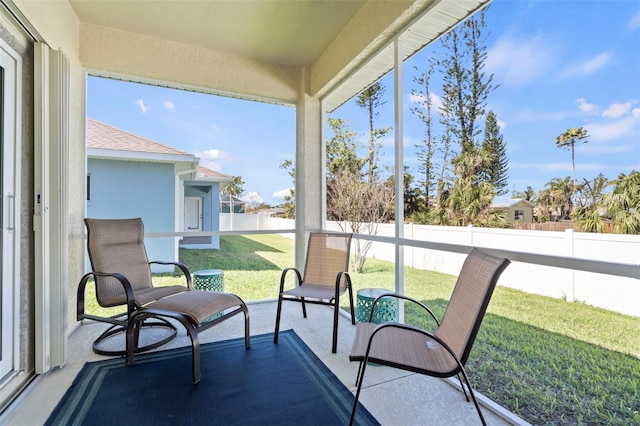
[0,36,22,384]
[184,196,202,232]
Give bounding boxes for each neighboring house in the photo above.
[219,194,245,213]
[86,119,232,271]
[490,198,535,223]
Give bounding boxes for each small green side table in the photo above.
[356,288,399,323]
[193,269,225,322]
[193,269,224,292]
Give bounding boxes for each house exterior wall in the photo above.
[508,201,533,223]
[87,158,176,271]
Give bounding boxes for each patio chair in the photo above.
[78,218,250,383]
[348,248,510,425]
[274,232,355,353]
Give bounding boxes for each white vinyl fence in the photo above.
[223,214,640,317]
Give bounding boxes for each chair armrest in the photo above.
[149,260,192,289]
[77,271,135,321]
[334,271,352,296]
[370,293,440,326]
[279,267,302,293]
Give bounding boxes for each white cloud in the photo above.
[632,108,640,118]
[628,9,640,30]
[602,101,635,118]
[486,35,557,86]
[497,118,507,129]
[163,101,175,110]
[580,142,637,155]
[241,192,263,208]
[195,148,233,172]
[136,99,147,113]
[575,98,599,115]
[197,148,232,162]
[560,52,612,78]
[407,92,443,113]
[430,93,443,112]
[408,93,424,104]
[585,115,640,141]
[272,188,293,200]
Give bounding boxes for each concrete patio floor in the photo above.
[2,301,528,425]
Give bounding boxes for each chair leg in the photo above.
[167,314,202,385]
[301,297,307,318]
[184,325,200,384]
[350,356,370,426]
[274,295,283,344]
[457,372,471,401]
[354,361,364,387]
[332,298,340,353]
[242,303,251,349]
[458,367,487,426]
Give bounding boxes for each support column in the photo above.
[393,38,405,322]
[295,66,324,268]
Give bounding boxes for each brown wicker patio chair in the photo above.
[77,218,250,383]
[349,248,510,425]
[274,232,355,353]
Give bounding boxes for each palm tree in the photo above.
[443,148,496,226]
[575,174,610,210]
[573,174,611,232]
[541,177,573,220]
[601,171,640,234]
[222,175,244,196]
[555,127,589,188]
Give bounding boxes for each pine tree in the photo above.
[482,110,509,195]
[355,81,391,183]
[411,65,436,210]
[437,8,495,155]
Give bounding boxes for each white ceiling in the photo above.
[69,0,367,68]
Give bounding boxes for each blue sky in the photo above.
[87,0,640,206]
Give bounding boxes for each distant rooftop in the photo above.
[87,118,190,156]
[490,197,535,208]
[87,118,231,183]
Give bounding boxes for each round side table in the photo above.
[193,269,225,322]
[193,269,224,292]
[356,288,399,323]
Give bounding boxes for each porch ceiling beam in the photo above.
[79,23,301,106]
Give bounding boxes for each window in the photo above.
[514,209,524,221]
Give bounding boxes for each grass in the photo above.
[85,234,640,425]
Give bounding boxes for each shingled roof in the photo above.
[87,118,191,156]
[87,118,231,182]
[196,165,230,181]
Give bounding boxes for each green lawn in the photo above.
[86,234,640,425]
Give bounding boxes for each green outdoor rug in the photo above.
[46,330,378,425]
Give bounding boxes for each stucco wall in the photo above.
[14,0,87,338]
[80,23,300,105]
[87,158,176,271]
